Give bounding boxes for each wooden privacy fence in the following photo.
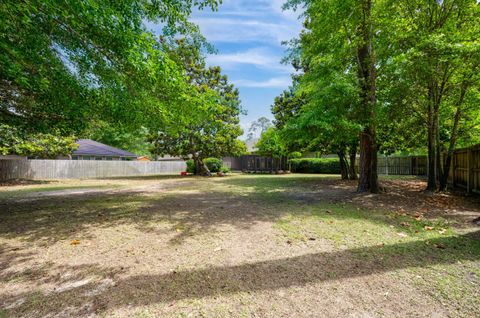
[376,144,480,194]
[451,144,480,194]
[238,155,288,172]
[0,159,186,180]
[377,156,427,176]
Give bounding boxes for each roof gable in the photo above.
[73,139,138,157]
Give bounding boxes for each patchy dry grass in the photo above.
[0,174,479,317]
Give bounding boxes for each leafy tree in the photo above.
[281,91,360,180]
[247,117,272,141]
[256,127,287,173]
[150,101,246,175]
[382,0,480,191]
[286,0,380,191]
[150,44,246,175]
[0,0,220,142]
[271,86,305,129]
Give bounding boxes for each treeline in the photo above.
[256,0,480,192]
[0,0,245,174]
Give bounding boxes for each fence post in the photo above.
[385,156,389,176]
[452,153,456,188]
[467,148,473,194]
[0,160,4,181]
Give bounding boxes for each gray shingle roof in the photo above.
[73,139,138,157]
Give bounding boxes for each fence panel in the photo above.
[453,150,469,189]
[473,147,480,193]
[454,145,480,194]
[0,159,186,180]
[377,156,426,176]
[387,157,411,175]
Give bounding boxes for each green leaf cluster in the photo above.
[0,124,77,158]
[256,127,287,159]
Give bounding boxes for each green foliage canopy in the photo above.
[0,124,77,158]
[0,0,220,155]
[150,43,246,174]
[256,127,287,159]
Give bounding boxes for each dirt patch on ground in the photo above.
[286,177,480,228]
[0,175,478,317]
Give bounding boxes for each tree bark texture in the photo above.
[356,0,379,193]
[349,144,358,180]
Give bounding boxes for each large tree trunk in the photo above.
[435,113,443,186]
[358,129,379,192]
[349,143,358,180]
[193,155,211,176]
[338,150,349,180]
[426,98,437,191]
[439,85,466,190]
[356,0,379,193]
[425,58,451,191]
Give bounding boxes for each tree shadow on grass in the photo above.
[0,175,337,245]
[219,175,480,226]
[0,174,478,246]
[0,190,412,246]
[0,243,36,273]
[1,231,479,317]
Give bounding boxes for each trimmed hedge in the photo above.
[289,158,340,174]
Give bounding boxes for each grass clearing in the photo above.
[0,174,479,317]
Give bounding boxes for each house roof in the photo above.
[73,139,138,157]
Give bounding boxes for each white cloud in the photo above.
[218,0,300,20]
[192,17,299,46]
[233,77,291,88]
[206,47,292,72]
[192,0,302,46]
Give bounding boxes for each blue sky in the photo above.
[192,0,303,134]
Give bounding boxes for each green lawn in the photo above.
[0,174,478,317]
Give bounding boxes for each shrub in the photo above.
[185,158,224,174]
[220,166,231,174]
[203,158,223,173]
[289,158,340,174]
[186,159,196,174]
[289,151,303,159]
